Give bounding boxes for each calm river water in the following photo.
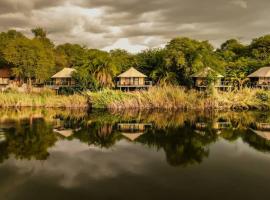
[0,109,270,199]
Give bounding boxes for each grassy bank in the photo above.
[87,86,270,111]
[1,86,270,110]
[0,92,88,108]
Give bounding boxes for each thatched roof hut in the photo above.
[52,68,76,79]
[191,67,224,78]
[117,67,147,78]
[0,67,12,78]
[247,67,270,78]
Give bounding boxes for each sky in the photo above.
[0,0,269,53]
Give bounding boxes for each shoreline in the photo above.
[1,86,270,111]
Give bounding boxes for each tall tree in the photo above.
[3,37,55,87]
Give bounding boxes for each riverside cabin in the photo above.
[116,67,152,91]
[0,67,13,89]
[47,68,76,90]
[191,67,231,91]
[248,67,270,89]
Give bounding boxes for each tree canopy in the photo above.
[1,28,270,90]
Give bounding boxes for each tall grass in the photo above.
[87,86,270,111]
[88,86,200,109]
[0,92,88,108]
[1,86,270,110]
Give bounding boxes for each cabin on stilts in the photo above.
[248,67,270,89]
[116,67,152,91]
[191,67,231,91]
[47,68,76,90]
[0,67,12,89]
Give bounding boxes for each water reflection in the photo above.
[0,109,270,167]
[2,109,270,199]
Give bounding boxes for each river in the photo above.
[0,109,269,199]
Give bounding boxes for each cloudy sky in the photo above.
[0,0,269,52]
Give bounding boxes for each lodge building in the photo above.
[247,67,270,89]
[116,67,152,91]
[191,67,232,91]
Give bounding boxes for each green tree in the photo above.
[165,37,224,86]
[110,49,136,72]
[3,37,55,87]
[249,35,270,61]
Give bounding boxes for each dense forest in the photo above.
[1,28,270,90]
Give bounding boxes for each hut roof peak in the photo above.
[191,67,224,78]
[52,68,76,78]
[117,67,147,78]
[247,67,270,78]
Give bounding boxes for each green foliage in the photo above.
[256,91,269,102]
[0,28,270,91]
[3,37,55,82]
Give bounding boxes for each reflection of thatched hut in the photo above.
[116,67,152,90]
[54,128,74,138]
[212,122,232,130]
[251,130,270,141]
[0,131,6,143]
[255,122,270,130]
[248,67,270,89]
[118,123,151,141]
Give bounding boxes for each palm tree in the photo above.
[91,52,118,88]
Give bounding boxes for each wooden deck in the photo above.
[116,81,152,89]
[45,81,77,90]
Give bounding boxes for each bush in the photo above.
[256,91,269,102]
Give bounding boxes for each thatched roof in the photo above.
[191,67,224,78]
[52,68,76,78]
[117,67,147,78]
[247,67,270,78]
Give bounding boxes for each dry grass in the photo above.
[87,86,270,111]
[0,92,88,108]
[1,86,270,111]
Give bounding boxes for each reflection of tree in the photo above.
[137,124,218,167]
[74,122,122,149]
[3,119,57,161]
[219,129,241,142]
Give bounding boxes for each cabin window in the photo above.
[125,78,131,85]
[134,78,139,85]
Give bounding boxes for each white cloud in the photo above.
[103,38,148,53]
[231,0,248,9]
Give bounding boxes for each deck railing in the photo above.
[196,81,232,88]
[117,81,152,87]
[45,81,76,87]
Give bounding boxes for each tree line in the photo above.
[1,28,270,90]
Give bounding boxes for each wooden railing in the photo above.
[45,81,76,88]
[117,81,152,87]
[196,81,232,88]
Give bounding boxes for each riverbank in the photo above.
[87,86,270,111]
[0,92,88,108]
[1,86,270,110]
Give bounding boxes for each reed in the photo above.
[0,92,88,108]
[87,86,270,111]
[1,86,270,111]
